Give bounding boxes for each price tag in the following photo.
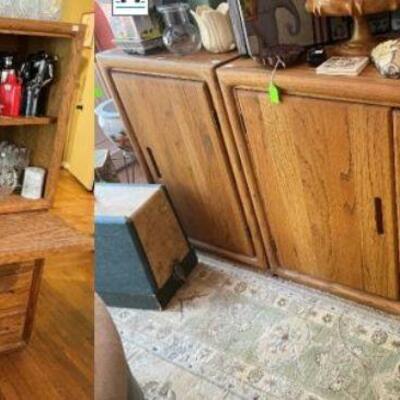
[268,82,280,104]
[268,57,285,105]
[112,0,148,16]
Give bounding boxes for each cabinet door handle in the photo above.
[374,197,384,235]
[146,147,162,179]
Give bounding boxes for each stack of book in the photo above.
[316,57,370,76]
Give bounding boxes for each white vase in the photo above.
[191,3,236,54]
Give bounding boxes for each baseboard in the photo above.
[275,267,400,315]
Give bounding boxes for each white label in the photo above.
[112,0,148,16]
[72,25,80,32]
[21,167,46,200]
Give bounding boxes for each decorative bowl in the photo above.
[305,0,400,56]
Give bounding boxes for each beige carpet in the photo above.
[109,255,400,400]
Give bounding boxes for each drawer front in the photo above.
[0,263,33,312]
[0,263,34,352]
[0,312,26,350]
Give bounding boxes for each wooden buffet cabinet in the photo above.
[97,50,266,269]
[218,58,400,313]
[98,50,400,314]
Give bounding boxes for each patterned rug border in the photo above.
[197,253,400,329]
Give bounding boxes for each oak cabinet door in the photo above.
[237,91,399,299]
[111,73,256,261]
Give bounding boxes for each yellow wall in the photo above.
[61,0,94,190]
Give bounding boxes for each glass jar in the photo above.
[0,167,18,198]
[157,3,201,56]
[0,142,30,197]
[0,145,18,198]
[39,0,62,21]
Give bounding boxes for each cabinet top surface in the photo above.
[218,57,400,107]
[97,49,239,72]
[0,212,93,265]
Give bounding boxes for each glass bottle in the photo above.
[0,143,18,198]
[157,3,201,56]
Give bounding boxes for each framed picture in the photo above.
[81,12,95,48]
[232,0,328,57]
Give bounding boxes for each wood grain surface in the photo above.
[112,72,255,260]
[0,261,35,354]
[0,18,85,215]
[218,58,400,108]
[0,212,93,265]
[236,92,399,299]
[0,17,85,38]
[394,110,400,276]
[132,189,190,289]
[0,264,33,312]
[0,117,56,126]
[97,50,267,269]
[0,170,94,399]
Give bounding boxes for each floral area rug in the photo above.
[109,255,400,400]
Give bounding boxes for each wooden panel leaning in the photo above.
[0,212,93,354]
[95,183,198,310]
[217,58,400,314]
[96,49,267,269]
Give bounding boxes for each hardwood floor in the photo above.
[0,170,94,400]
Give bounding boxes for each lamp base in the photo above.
[330,14,378,57]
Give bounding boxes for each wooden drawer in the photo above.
[0,262,34,353]
[0,312,26,350]
[0,263,33,312]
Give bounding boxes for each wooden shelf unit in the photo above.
[0,18,85,214]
